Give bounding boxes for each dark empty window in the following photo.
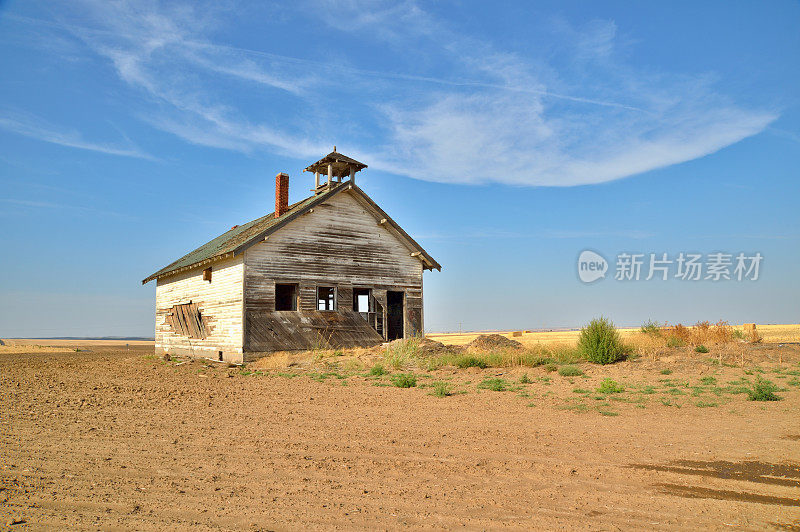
[275,283,298,311]
[317,286,336,311]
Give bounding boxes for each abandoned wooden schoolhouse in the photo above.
[142,149,441,363]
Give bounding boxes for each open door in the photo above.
[387,290,404,340]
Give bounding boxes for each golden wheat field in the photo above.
[428,323,800,347]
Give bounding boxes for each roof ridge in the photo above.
[142,182,347,284]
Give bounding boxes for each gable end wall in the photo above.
[154,255,244,362]
[243,190,424,349]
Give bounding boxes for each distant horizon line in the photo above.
[5,321,795,341]
[0,336,155,341]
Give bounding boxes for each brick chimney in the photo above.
[275,172,289,218]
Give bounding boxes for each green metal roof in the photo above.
[142,180,440,284]
[142,183,345,284]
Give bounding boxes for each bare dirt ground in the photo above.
[2,343,800,530]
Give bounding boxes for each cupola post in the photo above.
[303,147,368,194]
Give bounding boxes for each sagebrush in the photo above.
[578,317,629,364]
[745,376,780,401]
[390,373,417,388]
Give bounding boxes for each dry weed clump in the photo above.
[632,319,741,358]
[628,332,665,360]
[748,329,763,343]
[710,320,734,343]
[690,320,735,345]
[692,321,712,344]
[744,323,763,343]
[661,320,736,347]
[666,324,692,346]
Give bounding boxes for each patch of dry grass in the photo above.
[0,344,78,354]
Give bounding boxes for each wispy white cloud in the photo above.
[44,0,326,158]
[17,0,779,186]
[0,111,153,159]
[315,1,777,186]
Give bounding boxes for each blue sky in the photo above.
[1,0,798,337]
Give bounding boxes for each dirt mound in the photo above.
[384,337,456,355]
[417,337,459,355]
[469,334,523,350]
[384,337,462,355]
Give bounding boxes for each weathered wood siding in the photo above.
[245,310,384,359]
[155,255,244,362]
[244,190,424,351]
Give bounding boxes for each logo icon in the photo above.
[578,250,608,283]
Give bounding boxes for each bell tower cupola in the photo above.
[303,146,367,194]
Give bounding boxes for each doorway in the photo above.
[387,290,404,340]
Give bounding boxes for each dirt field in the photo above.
[0,339,152,348]
[2,340,799,530]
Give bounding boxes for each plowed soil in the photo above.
[2,345,799,530]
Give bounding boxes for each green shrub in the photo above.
[666,337,686,348]
[699,376,717,385]
[596,378,624,394]
[745,376,781,401]
[432,381,451,397]
[660,369,673,375]
[369,364,386,376]
[640,319,662,335]
[558,365,584,377]
[519,373,531,384]
[478,378,509,391]
[544,362,558,373]
[390,373,417,388]
[384,350,407,369]
[455,355,488,369]
[694,345,709,353]
[578,317,630,364]
[732,329,745,340]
